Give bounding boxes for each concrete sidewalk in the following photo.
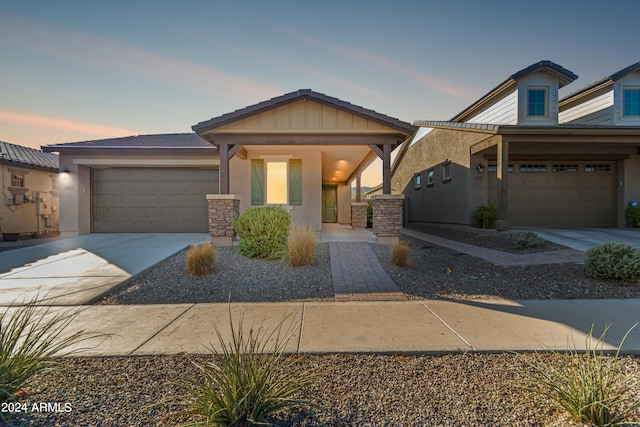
[16,299,639,357]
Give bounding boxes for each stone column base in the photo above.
[207,194,241,246]
[351,202,368,229]
[371,194,404,245]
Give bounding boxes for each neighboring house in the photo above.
[44,90,414,238]
[392,61,640,229]
[1,141,59,236]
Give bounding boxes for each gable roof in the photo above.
[192,89,415,134]
[42,133,214,152]
[560,61,640,105]
[0,141,58,171]
[451,61,578,122]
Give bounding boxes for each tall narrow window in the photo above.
[266,162,287,204]
[528,88,547,117]
[442,163,451,182]
[624,88,640,116]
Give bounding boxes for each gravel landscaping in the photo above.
[8,353,640,426]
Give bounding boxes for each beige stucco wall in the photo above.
[1,164,59,235]
[56,150,219,237]
[230,147,323,230]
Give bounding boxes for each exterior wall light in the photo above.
[476,163,485,174]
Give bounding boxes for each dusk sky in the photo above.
[1,1,639,185]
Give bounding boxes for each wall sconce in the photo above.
[476,163,485,174]
[62,167,69,173]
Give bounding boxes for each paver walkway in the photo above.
[402,228,586,266]
[329,242,406,302]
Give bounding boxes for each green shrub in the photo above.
[288,223,316,267]
[390,240,411,267]
[176,311,318,426]
[626,206,640,228]
[232,206,291,259]
[585,243,640,282]
[513,231,543,249]
[474,204,497,229]
[1,299,101,408]
[366,199,373,228]
[515,324,640,427]
[186,243,216,276]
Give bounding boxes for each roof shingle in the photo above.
[0,141,58,170]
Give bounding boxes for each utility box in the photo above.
[37,192,52,215]
[13,195,23,205]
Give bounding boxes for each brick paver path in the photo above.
[329,242,407,302]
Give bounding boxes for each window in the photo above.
[426,169,434,186]
[442,162,451,182]
[527,88,547,117]
[624,88,640,116]
[414,173,421,190]
[488,164,514,173]
[251,159,302,206]
[11,173,24,187]
[552,164,579,173]
[585,164,612,173]
[519,164,547,173]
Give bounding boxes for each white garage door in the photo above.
[489,162,616,227]
[91,167,219,232]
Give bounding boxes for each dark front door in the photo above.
[322,185,338,223]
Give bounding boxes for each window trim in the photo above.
[623,87,640,117]
[442,162,451,183]
[527,87,548,118]
[414,173,421,190]
[426,169,434,187]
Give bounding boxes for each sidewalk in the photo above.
[21,299,640,356]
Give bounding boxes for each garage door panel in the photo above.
[91,167,219,233]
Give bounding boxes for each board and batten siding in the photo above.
[465,89,518,124]
[559,91,613,125]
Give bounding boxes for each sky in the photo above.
[1,0,639,186]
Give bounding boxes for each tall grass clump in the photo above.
[513,230,543,249]
[288,223,316,267]
[585,243,640,283]
[1,299,101,408]
[186,242,216,277]
[232,206,291,259]
[176,311,318,426]
[516,324,640,426]
[390,240,411,267]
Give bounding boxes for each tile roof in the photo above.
[510,60,578,86]
[0,141,59,170]
[561,61,640,103]
[413,120,500,132]
[42,133,214,151]
[192,89,416,135]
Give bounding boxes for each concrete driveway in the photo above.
[529,227,640,251]
[0,233,211,306]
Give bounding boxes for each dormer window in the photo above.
[623,88,640,117]
[527,88,547,117]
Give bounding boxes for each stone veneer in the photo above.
[206,194,241,246]
[371,194,404,244]
[351,202,368,229]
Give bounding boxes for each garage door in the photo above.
[91,168,219,232]
[489,162,615,227]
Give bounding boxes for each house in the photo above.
[1,141,60,237]
[391,61,640,229]
[43,90,414,242]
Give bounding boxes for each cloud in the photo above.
[0,110,136,137]
[280,26,475,102]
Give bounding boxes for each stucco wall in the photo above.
[1,164,59,234]
[392,129,495,225]
[230,147,323,230]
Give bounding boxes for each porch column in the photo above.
[355,174,362,202]
[218,143,230,194]
[372,194,404,244]
[496,137,509,231]
[207,194,241,246]
[382,143,391,194]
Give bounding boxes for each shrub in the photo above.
[176,311,318,426]
[288,223,316,267]
[513,231,543,249]
[515,324,640,426]
[585,243,640,282]
[474,204,497,229]
[0,298,101,408]
[186,243,216,276]
[232,206,291,259]
[626,206,640,228]
[366,200,373,228]
[390,240,411,267]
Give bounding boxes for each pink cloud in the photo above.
[0,110,136,137]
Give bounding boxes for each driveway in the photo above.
[0,233,211,306]
[530,227,640,251]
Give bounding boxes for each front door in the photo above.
[322,185,338,223]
